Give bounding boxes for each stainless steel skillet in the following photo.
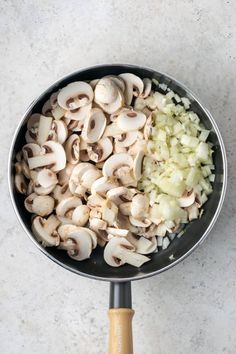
[8,64,227,354]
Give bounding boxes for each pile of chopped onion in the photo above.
[138,89,215,232]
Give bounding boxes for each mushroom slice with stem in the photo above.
[59,228,93,261]
[52,183,72,204]
[107,187,136,206]
[82,108,106,143]
[36,169,58,188]
[133,150,145,181]
[65,103,91,121]
[32,214,60,247]
[104,237,149,267]
[56,196,82,217]
[25,194,54,216]
[57,81,94,110]
[22,143,43,160]
[129,216,152,228]
[127,234,157,255]
[140,78,152,98]
[77,227,98,249]
[119,73,144,105]
[57,224,78,240]
[14,173,27,194]
[115,131,138,148]
[102,153,133,178]
[87,137,113,163]
[37,115,53,145]
[72,205,90,226]
[117,110,146,132]
[130,194,149,219]
[178,190,195,208]
[91,177,119,197]
[80,168,102,190]
[65,134,80,164]
[51,120,68,144]
[28,141,66,172]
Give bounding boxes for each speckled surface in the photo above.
[0,1,235,353]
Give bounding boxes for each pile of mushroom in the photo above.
[14,73,214,267]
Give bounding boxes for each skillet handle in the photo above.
[108,282,134,354]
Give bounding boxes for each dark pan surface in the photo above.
[8,64,227,281]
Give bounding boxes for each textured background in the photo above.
[0,1,236,353]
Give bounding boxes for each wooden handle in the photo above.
[108,308,134,354]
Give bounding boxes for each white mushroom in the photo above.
[133,150,145,181]
[65,134,80,164]
[117,110,146,132]
[58,163,74,185]
[143,114,153,140]
[187,203,199,221]
[36,169,58,188]
[69,162,95,194]
[80,168,102,190]
[57,81,94,110]
[178,190,195,208]
[119,202,132,216]
[87,137,113,163]
[65,103,91,121]
[37,115,53,145]
[107,187,135,205]
[94,77,124,114]
[127,234,157,254]
[24,194,54,216]
[57,224,78,239]
[101,199,118,226]
[102,153,133,178]
[129,216,152,228]
[82,108,106,143]
[22,143,43,160]
[51,120,68,144]
[51,105,66,120]
[32,215,60,246]
[72,205,90,226]
[28,141,66,172]
[106,227,129,237]
[104,237,149,267]
[27,113,40,130]
[49,91,59,109]
[119,73,144,105]
[33,183,55,196]
[56,196,82,217]
[130,194,149,219]
[59,228,93,261]
[103,122,123,137]
[42,100,52,116]
[115,131,138,148]
[14,173,27,194]
[140,78,152,98]
[52,183,72,204]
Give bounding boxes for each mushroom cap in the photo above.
[33,183,55,196]
[65,134,80,164]
[22,143,42,160]
[56,196,82,217]
[36,169,58,188]
[30,195,55,216]
[87,137,113,163]
[91,177,119,197]
[115,131,138,148]
[57,224,78,240]
[82,108,106,143]
[95,78,118,104]
[65,103,91,121]
[102,153,133,178]
[61,228,93,261]
[80,168,102,190]
[107,186,135,205]
[117,110,146,132]
[32,215,60,247]
[57,81,94,110]
[104,237,149,267]
[72,205,90,226]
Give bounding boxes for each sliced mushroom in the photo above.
[80,168,102,190]
[56,196,82,217]
[178,190,195,207]
[36,169,58,188]
[187,203,199,220]
[104,237,149,267]
[94,78,124,114]
[42,100,52,116]
[130,194,149,219]
[51,120,68,144]
[15,173,27,194]
[28,141,66,172]
[24,194,54,216]
[102,153,133,178]
[49,91,59,109]
[89,218,108,242]
[107,187,135,205]
[127,234,157,254]
[117,110,146,132]
[119,202,132,216]
[72,205,90,226]
[143,114,153,140]
[33,183,55,196]
[57,81,94,110]
[32,214,60,246]
[52,183,72,204]
[115,131,138,148]
[69,162,95,194]
[103,122,123,137]
[113,145,127,154]
[129,216,152,228]
[91,176,119,197]
[140,78,152,98]
[104,75,126,92]
[101,199,118,226]
[22,143,42,160]
[27,113,40,130]
[59,228,93,261]
[133,150,145,181]
[82,108,106,143]
[65,134,80,164]
[89,79,99,89]
[119,73,144,105]
[106,227,129,237]
[51,105,66,120]
[37,115,53,145]
[87,193,105,208]
[65,103,91,121]
[87,137,113,163]
[58,163,74,185]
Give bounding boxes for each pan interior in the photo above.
[9,65,226,281]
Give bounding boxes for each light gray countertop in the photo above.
[0,1,235,353]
